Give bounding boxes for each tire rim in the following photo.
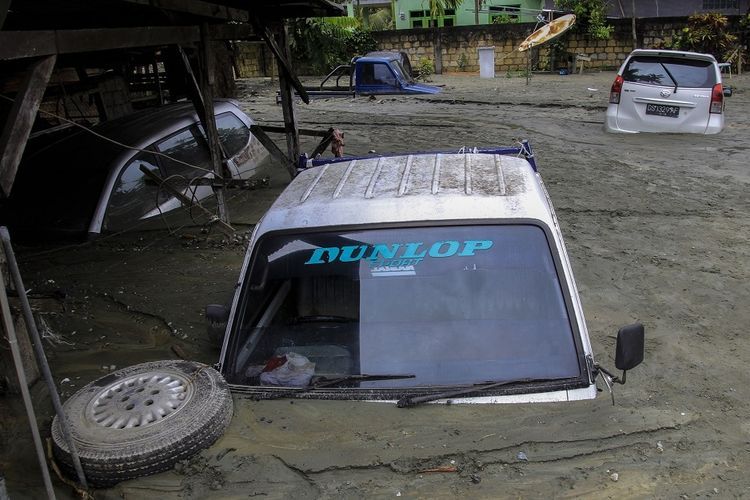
[86,371,195,429]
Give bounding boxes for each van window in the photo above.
[623,56,716,88]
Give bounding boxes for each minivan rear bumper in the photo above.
[605,103,725,134]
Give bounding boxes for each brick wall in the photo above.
[372,16,744,74]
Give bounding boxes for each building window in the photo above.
[489,4,521,23]
[409,8,456,28]
[702,0,738,8]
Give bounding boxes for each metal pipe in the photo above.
[0,262,56,499]
[0,227,89,490]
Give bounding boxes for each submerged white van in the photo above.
[606,49,730,134]
[214,144,644,405]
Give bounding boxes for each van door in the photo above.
[617,56,715,133]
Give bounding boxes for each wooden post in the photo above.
[274,23,300,176]
[433,27,442,75]
[0,55,56,197]
[76,66,108,121]
[631,0,637,50]
[0,0,10,29]
[152,55,164,104]
[199,24,230,224]
[0,250,40,393]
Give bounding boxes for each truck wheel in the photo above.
[51,360,233,487]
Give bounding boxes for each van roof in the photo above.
[256,153,556,235]
[628,49,718,63]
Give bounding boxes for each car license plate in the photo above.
[646,103,679,118]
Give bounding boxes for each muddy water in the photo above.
[2,71,749,498]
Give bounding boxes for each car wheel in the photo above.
[51,360,233,487]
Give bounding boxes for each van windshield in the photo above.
[225,225,582,391]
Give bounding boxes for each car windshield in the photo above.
[623,56,716,88]
[225,225,582,391]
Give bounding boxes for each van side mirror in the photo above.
[723,85,733,97]
[615,323,644,371]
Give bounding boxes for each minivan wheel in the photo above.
[51,360,233,487]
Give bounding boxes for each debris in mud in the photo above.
[171,344,188,359]
[517,451,528,462]
[470,473,481,484]
[610,472,619,482]
[419,466,457,473]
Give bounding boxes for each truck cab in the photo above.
[353,54,440,95]
[303,52,441,98]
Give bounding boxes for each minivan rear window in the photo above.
[623,56,716,88]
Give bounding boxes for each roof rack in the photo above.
[298,139,537,172]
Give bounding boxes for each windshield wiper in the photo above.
[397,377,547,408]
[312,373,415,388]
[660,62,679,93]
[260,373,415,400]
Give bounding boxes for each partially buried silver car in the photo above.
[606,49,731,134]
[4,100,267,239]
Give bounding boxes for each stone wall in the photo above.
[371,16,744,74]
[234,41,276,78]
[233,16,743,77]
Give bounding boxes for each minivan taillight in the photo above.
[710,83,723,114]
[610,75,623,104]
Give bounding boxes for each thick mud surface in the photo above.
[2,71,749,498]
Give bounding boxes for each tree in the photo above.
[427,0,462,26]
[428,0,462,18]
[555,0,613,39]
[671,13,737,61]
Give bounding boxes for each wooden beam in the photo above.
[119,0,249,22]
[249,125,295,177]
[57,26,200,53]
[257,125,329,137]
[0,25,257,61]
[206,23,258,41]
[249,17,309,104]
[0,55,57,197]
[310,128,336,158]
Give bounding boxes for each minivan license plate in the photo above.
[646,103,679,118]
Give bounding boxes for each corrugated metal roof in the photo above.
[296,153,519,203]
[258,153,554,235]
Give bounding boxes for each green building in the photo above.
[347,1,547,29]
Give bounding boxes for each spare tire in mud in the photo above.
[51,360,233,487]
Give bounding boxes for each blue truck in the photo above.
[301,51,441,98]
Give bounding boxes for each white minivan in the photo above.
[606,49,730,134]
